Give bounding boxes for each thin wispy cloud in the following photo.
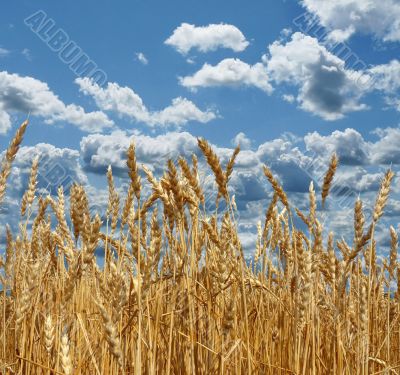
[0,47,10,58]
[135,52,148,65]
[21,48,32,61]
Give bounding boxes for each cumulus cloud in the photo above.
[1,126,398,253]
[79,130,269,223]
[384,97,400,112]
[0,143,89,242]
[257,137,311,167]
[75,78,217,127]
[0,111,11,134]
[326,27,356,43]
[367,60,400,112]
[369,60,400,93]
[334,167,382,193]
[304,128,370,165]
[263,32,368,120]
[175,30,399,120]
[300,0,400,43]
[257,138,314,193]
[303,126,400,167]
[80,131,199,175]
[0,71,114,134]
[180,32,381,120]
[386,200,400,218]
[13,143,88,194]
[232,132,252,150]
[370,127,400,165]
[179,58,273,93]
[79,128,318,204]
[79,131,270,222]
[165,23,249,55]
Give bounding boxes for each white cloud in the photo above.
[0,143,88,218]
[180,58,273,93]
[386,200,400,218]
[256,137,313,193]
[370,127,400,164]
[0,126,398,253]
[367,60,400,112]
[75,77,217,127]
[303,126,400,167]
[369,60,400,93]
[263,32,369,120]
[300,0,400,42]
[256,137,310,167]
[79,130,272,253]
[280,28,293,38]
[135,52,148,65]
[80,130,200,174]
[0,110,11,134]
[334,167,382,193]
[74,127,400,255]
[150,97,217,126]
[232,132,252,150]
[165,23,249,55]
[384,97,400,111]
[282,94,295,103]
[79,130,312,195]
[13,143,88,192]
[174,30,399,119]
[0,142,96,243]
[0,71,114,134]
[304,128,370,165]
[326,27,355,43]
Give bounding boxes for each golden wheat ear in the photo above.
[321,153,338,208]
[197,137,228,200]
[126,142,141,199]
[225,144,240,183]
[0,119,29,205]
[373,169,395,223]
[263,165,289,209]
[21,156,39,216]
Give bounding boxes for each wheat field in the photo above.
[0,120,399,374]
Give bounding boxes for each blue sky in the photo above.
[1,0,400,254]
[2,0,399,147]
